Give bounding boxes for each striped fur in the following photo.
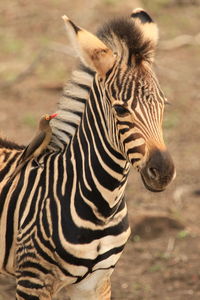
[0,9,175,300]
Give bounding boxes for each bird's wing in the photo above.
[19,131,46,163]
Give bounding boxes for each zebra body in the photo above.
[0,73,130,299]
[0,8,175,299]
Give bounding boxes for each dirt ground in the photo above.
[0,0,200,299]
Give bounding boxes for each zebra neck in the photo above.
[68,76,130,219]
[48,66,94,151]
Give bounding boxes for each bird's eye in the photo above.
[113,105,129,116]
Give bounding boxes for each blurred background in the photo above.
[0,0,200,299]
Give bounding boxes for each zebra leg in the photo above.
[68,278,111,300]
[96,279,111,300]
[16,279,52,300]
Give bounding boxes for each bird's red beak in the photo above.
[49,113,57,119]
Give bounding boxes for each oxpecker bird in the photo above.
[10,113,57,180]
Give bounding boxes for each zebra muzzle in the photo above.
[140,149,175,192]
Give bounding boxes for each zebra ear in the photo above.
[131,8,159,47]
[62,15,115,76]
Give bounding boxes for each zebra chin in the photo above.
[139,149,176,192]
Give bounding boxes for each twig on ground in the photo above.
[159,33,200,50]
[0,43,76,89]
[0,49,46,89]
[165,237,175,256]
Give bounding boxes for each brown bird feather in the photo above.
[10,113,57,181]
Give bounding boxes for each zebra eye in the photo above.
[113,105,129,116]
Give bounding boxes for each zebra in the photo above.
[0,8,175,300]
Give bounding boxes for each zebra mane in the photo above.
[0,137,24,150]
[48,65,94,151]
[97,17,155,65]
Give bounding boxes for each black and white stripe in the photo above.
[0,10,170,299]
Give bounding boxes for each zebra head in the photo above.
[62,8,175,192]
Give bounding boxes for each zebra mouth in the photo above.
[141,173,165,193]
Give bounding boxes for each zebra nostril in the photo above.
[147,167,159,180]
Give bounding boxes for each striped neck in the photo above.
[67,74,130,220]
